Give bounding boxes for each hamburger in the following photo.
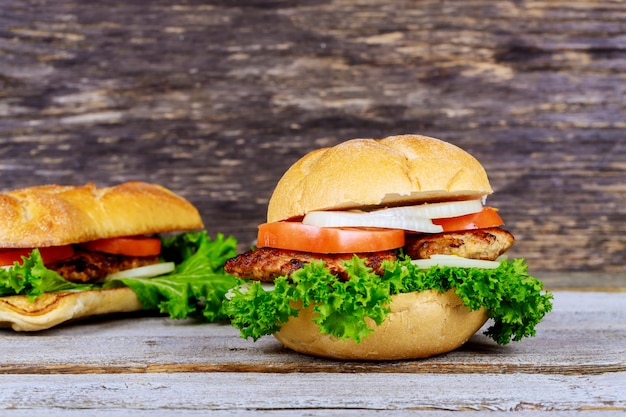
[224,134,553,360]
[0,181,238,331]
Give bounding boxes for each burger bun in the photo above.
[267,134,493,222]
[274,289,488,360]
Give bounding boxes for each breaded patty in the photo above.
[225,228,514,281]
[224,248,396,281]
[404,227,514,261]
[48,251,160,283]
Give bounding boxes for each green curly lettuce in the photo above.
[0,249,96,300]
[224,256,553,345]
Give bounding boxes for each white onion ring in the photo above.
[302,200,483,233]
[104,262,176,280]
[411,255,501,269]
[362,200,483,219]
[303,212,443,233]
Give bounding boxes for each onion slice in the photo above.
[303,211,443,233]
[411,254,501,269]
[363,200,483,219]
[104,262,176,280]
[302,200,483,233]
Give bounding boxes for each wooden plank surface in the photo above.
[0,372,623,413]
[0,290,624,413]
[1,0,625,277]
[0,291,623,375]
[1,290,623,374]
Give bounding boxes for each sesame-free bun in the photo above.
[274,289,488,360]
[267,134,493,222]
[0,288,143,331]
[0,181,203,248]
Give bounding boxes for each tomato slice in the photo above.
[0,245,75,267]
[257,222,405,253]
[79,236,162,257]
[433,207,504,232]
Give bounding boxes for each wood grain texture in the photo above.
[0,372,623,413]
[0,291,623,413]
[0,292,623,375]
[0,1,625,276]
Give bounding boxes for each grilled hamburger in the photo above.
[224,134,553,360]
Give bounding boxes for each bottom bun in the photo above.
[274,289,488,360]
[0,288,143,331]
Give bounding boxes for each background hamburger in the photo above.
[0,181,238,331]
[224,134,553,360]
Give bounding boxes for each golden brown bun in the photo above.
[267,134,493,222]
[0,181,203,248]
[0,288,143,331]
[273,289,488,360]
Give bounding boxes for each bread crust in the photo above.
[0,181,203,248]
[0,288,143,331]
[273,289,488,360]
[267,134,493,222]
[0,181,202,331]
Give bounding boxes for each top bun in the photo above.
[0,181,203,248]
[267,134,493,222]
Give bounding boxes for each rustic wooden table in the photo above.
[0,281,624,415]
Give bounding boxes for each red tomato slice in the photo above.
[433,207,504,232]
[257,222,405,253]
[79,236,162,257]
[0,245,75,267]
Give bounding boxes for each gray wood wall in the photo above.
[1,1,624,275]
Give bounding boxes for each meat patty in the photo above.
[225,228,514,282]
[47,251,160,283]
[404,227,514,261]
[224,248,397,281]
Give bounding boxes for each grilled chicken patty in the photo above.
[224,248,396,282]
[404,228,514,261]
[225,228,515,281]
[47,251,160,283]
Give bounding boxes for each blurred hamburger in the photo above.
[0,181,238,331]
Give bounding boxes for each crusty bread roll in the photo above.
[0,181,203,248]
[0,288,143,331]
[267,134,492,222]
[274,289,488,360]
[0,181,204,331]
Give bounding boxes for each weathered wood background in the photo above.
[1,0,624,275]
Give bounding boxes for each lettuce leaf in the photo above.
[224,256,553,345]
[105,232,240,321]
[1,232,241,322]
[0,249,95,300]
